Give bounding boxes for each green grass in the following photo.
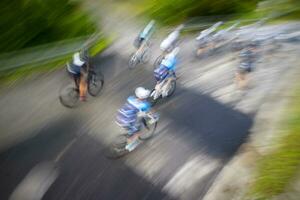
[247,85,300,199]
[270,9,300,24]
[89,36,112,56]
[0,37,111,85]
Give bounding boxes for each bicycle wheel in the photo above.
[153,54,164,69]
[139,118,158,140]
[106,134,129,159]
[59,84,79,108]
[141,49,150,64]
[88,72,104,97]
[128,53,139,69]
[166,80,176,97]
[148,89,159,106]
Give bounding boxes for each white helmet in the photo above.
[135,87,150,99]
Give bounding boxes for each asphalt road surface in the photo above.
[0,23,299,200]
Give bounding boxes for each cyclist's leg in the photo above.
[126,121,141,142]
[236,70,247,89]
[235,69,243,89]
[69,72,80,90]
[197,47,206,55]
[243,66,252,89]
[162,78,173,97]
[79,71,88,101]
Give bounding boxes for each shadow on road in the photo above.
[0,115,174,200]
[159,86,253,159]
[0,116,80,200]
[43,134,174,200]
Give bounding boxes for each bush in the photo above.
[142,0,260,25]
[0,0,97,53]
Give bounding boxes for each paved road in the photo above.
[0,23,299,200]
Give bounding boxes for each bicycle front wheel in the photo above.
[88,72,104,97]
[128,53,139,69]
[59,84,79,108]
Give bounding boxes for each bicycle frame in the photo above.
[135,42,149,60]
[151,75,175,100]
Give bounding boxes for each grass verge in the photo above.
[247,84,300,199]
[0,37,111,86]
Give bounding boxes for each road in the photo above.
[0,22,299,200]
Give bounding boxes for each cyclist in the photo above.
[134,20,155,50]
[235,41,257,89]
[116,87,156,142]
[66,49,89,101]
[160,24,184,52]
[196,22,223,56]
[158,24,183,63]
[154,47,179,96]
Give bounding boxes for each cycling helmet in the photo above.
[135,87,150,99]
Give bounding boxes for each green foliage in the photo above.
[89,36,112,56]
[141,0,259,25]
[0,37,111,85]
[0,0,97,53]
[248,86,300,199]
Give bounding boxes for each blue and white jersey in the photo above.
[116,96,151,127]
[154,55,176,82]
[239,48,255,70]
[139,20,155,41]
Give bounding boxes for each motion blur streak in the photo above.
[9,162,58,200]
[0,0,300,200]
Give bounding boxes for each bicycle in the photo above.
[107,113,159,158]
[128,42,151,69]
[59,69,104,108]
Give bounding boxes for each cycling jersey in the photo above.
[67,53,86,75]
[154,55,176,82]
[116,96,151,134]
[160,30,179,52]
[239,48,255,72]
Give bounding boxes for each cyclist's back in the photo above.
[154,48,178,82]
[160,25,183,52]
[67,52,87,75]
[116,88,152,135]
[239,45,256,72]
[134,20,155,49]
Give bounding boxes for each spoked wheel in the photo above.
[59,84,79,108]
[153,54,164,69]
[138,118,158,140]
[106,134,129,159]
[149,89,160,106]
[128,53,139,69]
[141,49,150,64]
[166,80,176,97]
[88,72,104,97]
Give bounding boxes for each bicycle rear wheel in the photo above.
[88,72,104,97]
[141,49,150,64]
[106,134,129,159]
[139,118,158,140]
[59,84,79,108]
[166,80,176,97]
